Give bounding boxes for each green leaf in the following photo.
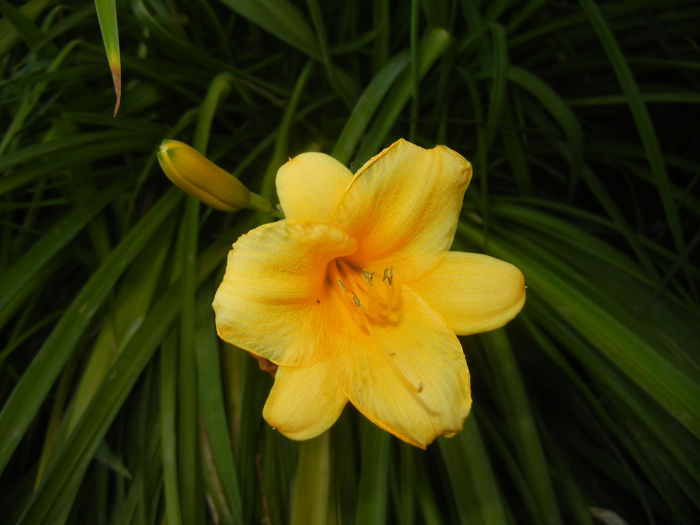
[94,0,121,115]
[578,0,684,254]
[0,189,182,474]
[459,222,700,439]
[17,284,182,524]
[356,27,452,161]
[0,0,51,55]
[438,416,510,525]
[355,422,389,525]
[196,298,243,525]
[478,329,561,524]
[0,180,124,330]
[218,0,320,59]
[332,52,410,164]
[290,432,331,525]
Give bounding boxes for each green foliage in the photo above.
[1,0,699,523]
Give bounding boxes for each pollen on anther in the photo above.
[416,382,424,393]
[382,267,394,285]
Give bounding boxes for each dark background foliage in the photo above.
[1,0,699,523]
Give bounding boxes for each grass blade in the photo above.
[94,0,121,115]
[218,0,319,59]
[17,284,181,524]
[478,329,561,524]
[0,180,124,329]
[459,223,700,439]
[578,0,684,254]
[0,189,182,473]
[438,416,510,525]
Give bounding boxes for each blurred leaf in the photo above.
[0,180,124,330]
[0,190,182,473]
[438,416,510,525]
[478,329,561,524]
[355,423,389,525]
[17,283,182,524]
[2,1,699,522]
[459,222,700,439]
[219,0,320,58]
[578,0,683,254]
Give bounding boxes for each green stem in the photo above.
[194,73,233,153]
[248,191,282,218]
[290,432,331,525]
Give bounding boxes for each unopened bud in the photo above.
[158,140,250,212]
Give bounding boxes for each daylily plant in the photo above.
[212,139,526,448]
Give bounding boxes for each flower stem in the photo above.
[247,191,283,218]
[290,431,331,525]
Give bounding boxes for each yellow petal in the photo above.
[409,252,526,335]
[212,220,357,365]
[263,360,347,440]
[335,285,471,448]
[158,140,250,211]
[334,139,471,281]
[276,152,353,222]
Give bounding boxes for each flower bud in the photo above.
[158,140,250,211]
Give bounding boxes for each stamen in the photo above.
[365,281,381,316]
[327,259,421,393]
[382,266,394,285]
[329,259,399,321]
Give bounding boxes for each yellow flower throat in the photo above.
[326,258,424,394]
[327,259,398,323]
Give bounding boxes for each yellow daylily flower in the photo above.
[213,139,526,448]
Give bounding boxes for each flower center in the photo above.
[328,259,400,324]
[327,259,423,394]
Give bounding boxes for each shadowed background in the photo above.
[1,0,699,523]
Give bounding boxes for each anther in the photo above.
[336,278,347,291]
[362,270,374,283]
[352,295,361,307]
[382,267,394,285]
